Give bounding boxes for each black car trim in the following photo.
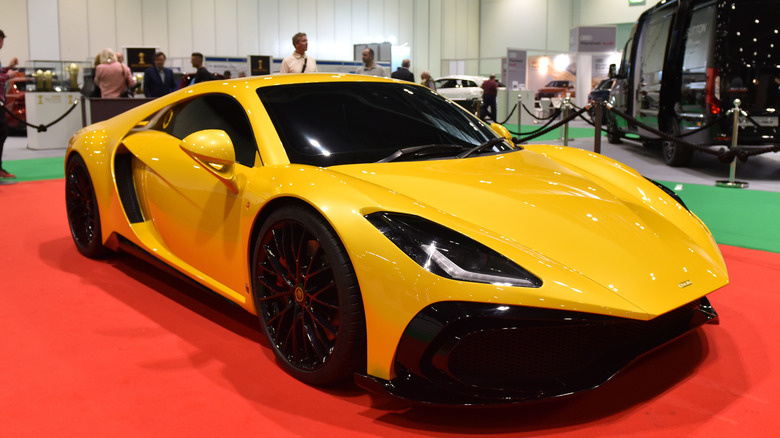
[355,298,717,405]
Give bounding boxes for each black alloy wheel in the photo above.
[65,154,107,258]
[661,121,693,167]
[252,205,366,385]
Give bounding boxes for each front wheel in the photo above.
[251,205,366,385]
[65,154,108,258]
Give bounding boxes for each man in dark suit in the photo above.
[143,52,178,98]
[391,58,415,82]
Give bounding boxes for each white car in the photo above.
[433,75,487,102]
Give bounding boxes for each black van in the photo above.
[606,0,779,166]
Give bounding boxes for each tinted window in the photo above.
[639,6,673,89]
[159,94,258,167]
[257,82,507,166]
[434,79,457,89]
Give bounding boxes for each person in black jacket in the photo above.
[189,52,213,85]
[143,52,178,98]
[391,59,415,83]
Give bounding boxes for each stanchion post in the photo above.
[516,93,522,138]
[716,99,749,189]
[559,95,571,146]
[593,100,602,154]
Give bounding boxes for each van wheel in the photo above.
[661,123,693,166]
[606,113,622,144]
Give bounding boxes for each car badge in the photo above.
[678,280,693,288]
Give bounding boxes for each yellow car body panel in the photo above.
[65,73,728,401]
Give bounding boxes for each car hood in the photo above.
[331,149,728,317]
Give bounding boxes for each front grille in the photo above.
[447,302,699,391]
[392,299,716,402]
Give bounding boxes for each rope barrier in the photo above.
[0,99,80,133]
[508,105,588,143]
[506,98,778,165]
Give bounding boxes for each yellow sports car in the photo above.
[65,74,728,404]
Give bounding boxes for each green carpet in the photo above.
[660,181,780,253]
[4,151,778,254]
[503,123,596,142]
[2,157,64,183]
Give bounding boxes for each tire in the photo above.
[606,112,622,144]
[65,154,108,258]
[252,205,366,385]
[661,122,693,167]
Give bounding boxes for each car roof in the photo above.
[434,75,487,83]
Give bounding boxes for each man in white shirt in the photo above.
[280,33,317,74]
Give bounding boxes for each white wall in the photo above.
[7,0,477,79]
[574,0,654,26]
[1,0,661,79]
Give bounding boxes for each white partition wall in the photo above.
[5,1,659,81]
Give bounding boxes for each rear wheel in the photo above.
[252,205,366,385]
[65,154,108,258]
[661,121,693,166]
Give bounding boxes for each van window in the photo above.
[639,7,673,90]
[682,3,716,74]
[680,3,717,114]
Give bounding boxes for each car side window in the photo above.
[160,94,258,167]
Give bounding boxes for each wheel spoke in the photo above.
[254,217,344,371]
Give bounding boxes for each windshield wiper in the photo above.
[456,137,511,159]
[376,144,467,163]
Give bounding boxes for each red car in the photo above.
[4,77,30,132]
[535,80,576,99]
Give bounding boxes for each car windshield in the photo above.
[547,81,569,87]
[257,82,511,166]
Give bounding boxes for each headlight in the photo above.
[365,212,542,288]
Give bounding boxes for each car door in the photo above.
[122,93,260,298]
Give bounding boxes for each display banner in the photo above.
[249,56,272,76]
[204,56,249,78]
[569,27,617,53]
[126,48,156,73]
[505,49,527,90]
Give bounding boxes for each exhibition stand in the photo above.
[25,91,82,150]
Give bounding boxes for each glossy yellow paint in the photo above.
[66,74,729,383]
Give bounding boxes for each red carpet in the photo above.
[2,179,779,437]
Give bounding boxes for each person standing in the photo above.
[280,33,317,74]
[391,58,414,82]
[190,52,213,84]
[420,71,436,90]
[0,29,20,178]
[355,48,387,77]
[143,52,178,97]
[95,48,135,98]
[481,73,499,122]
[115,50,138,96]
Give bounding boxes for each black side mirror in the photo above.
[608,64,617,79]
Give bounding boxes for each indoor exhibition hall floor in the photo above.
[2,122,780,437]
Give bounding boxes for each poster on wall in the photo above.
[125,47,156,73]
[527,55,577,94]
[505,49,527,90]
[249,56,272,76]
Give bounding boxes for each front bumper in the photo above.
[356,297,717,405]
